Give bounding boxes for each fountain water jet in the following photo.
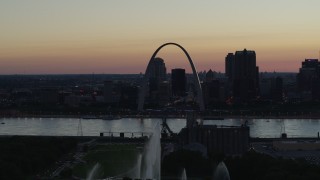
[86,163,100,180]
[213,162,230,180]
[141,121,161,180]
[181,168,187,180]
[133,153,142,178]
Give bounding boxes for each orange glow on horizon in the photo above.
[1,1,320,74]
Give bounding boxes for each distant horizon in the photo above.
[0,71,299,76]
[0,52,313,74]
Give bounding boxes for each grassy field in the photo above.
[73,144,143,179]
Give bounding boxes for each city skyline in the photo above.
[1,1,320,74]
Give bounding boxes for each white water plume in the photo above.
[86,163,101,180]
[141,121,161,180]
[181,168,187,180]
[213,162,230,180]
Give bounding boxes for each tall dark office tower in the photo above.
[171,68,186,97]
[297,59,320,99]
[232,49,259,101]
[149,57,167,81]
[271,77,283,101]
[148,57,167,92]
[225,53,235,80]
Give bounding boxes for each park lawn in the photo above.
[73,144,142,179]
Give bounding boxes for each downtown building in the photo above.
[148,57,167,92]
[226,49,259,103]
[297,59,320,100]
[260,76,283,102]
[146,57,170,107]
[171,68,186,97]
[225,53,235,80]
[202,69,226,106]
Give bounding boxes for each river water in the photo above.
[0,118,320,138]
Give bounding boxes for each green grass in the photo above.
[73,144,143,179]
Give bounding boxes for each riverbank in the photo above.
[1,114,320,119]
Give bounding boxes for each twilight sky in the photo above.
[0,0,320,74]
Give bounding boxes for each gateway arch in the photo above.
[138,42,205,111]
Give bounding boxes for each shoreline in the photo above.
[1,114,320,120]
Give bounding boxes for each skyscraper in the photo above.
[171,68,186,97]
[297,59,320,100]
[148,57,167,81]
[225,53,235,80]
[232,49,259,101]
[148,57,167,92]
[297,59,320,91]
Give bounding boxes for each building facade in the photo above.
[225,53,235,80]
[232,49,259,102]
[171,68,186,97]
[297,59,320,100]
[148,57,167,93]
